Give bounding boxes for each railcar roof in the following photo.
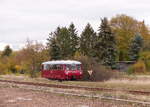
[42,60,81,65]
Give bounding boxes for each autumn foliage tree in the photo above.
[15,40,49,77]
[110,14,150,61]
[0,14,150,77]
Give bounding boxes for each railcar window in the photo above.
[66,65,70,70]
[56,65,62,70]
[48,65,53,70]
[51,65,54,70]
[43,64,64,70]
[46,64,63,70]
[53,65,56,70]
[66,64,77,71]
[72,64,76,70]
[43,64,49,70]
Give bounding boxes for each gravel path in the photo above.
[0,87,134,107]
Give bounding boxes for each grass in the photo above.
[1,74,150,105]
[1,74,150,91]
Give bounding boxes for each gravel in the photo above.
[0,87,134,107]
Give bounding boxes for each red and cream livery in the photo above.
[41,60,83,80]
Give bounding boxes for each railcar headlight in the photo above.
[79,71,83,74]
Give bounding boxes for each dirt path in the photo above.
[0,87,134,107]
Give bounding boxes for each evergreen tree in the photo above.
[47,27,62,60]
[95,18,116,68]
[68,23,79,56]
[2,45,12,57]
[57,27,72,58]
[80,23,96,57]
[50,38,62,60]
[129,33,143,61]
[47,26,74,60]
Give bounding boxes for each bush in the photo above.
[74,53,91,80]
[134,61,146,73]
[0,62,7,75]
[74,52,119,81]
[127,61,147,74]
[140,51,150,72]
[146,61,150,72]
[90,64,120,81]
[127,66,134,75]
[29,70,40,78]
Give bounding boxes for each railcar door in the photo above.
[42,64,50,78]
[58,64,65,79]
[54,64,63,79]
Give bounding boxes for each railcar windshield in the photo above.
[77,64,81,70]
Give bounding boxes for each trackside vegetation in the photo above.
[0,14,150,80]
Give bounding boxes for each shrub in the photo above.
[146,61,150,72]
[0,62,9,75]
[127,60,147,74]
[140,51,150,72]
[15,65,22,72]
[127,66,134,75]
[74,53,91,80]
[90,64,121,81]
[29,70,40,78]
[74,52,119,81]
[132,61,146,74]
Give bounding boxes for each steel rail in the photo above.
[0,79,150,95]
[0,79,150,105]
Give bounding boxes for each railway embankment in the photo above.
[0,74,150,106]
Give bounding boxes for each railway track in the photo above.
[0,79,150,105]
[0,79,150,96]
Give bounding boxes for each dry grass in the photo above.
[1,74,150,106]
[105,78,150,85]
[1,74,150,91]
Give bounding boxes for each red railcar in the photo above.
[41,60,83,80]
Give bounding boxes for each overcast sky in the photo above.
[1,0,150,50]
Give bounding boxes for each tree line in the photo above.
[0,14,150,77]
[47,18,116,68]
[47,14,149,68]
